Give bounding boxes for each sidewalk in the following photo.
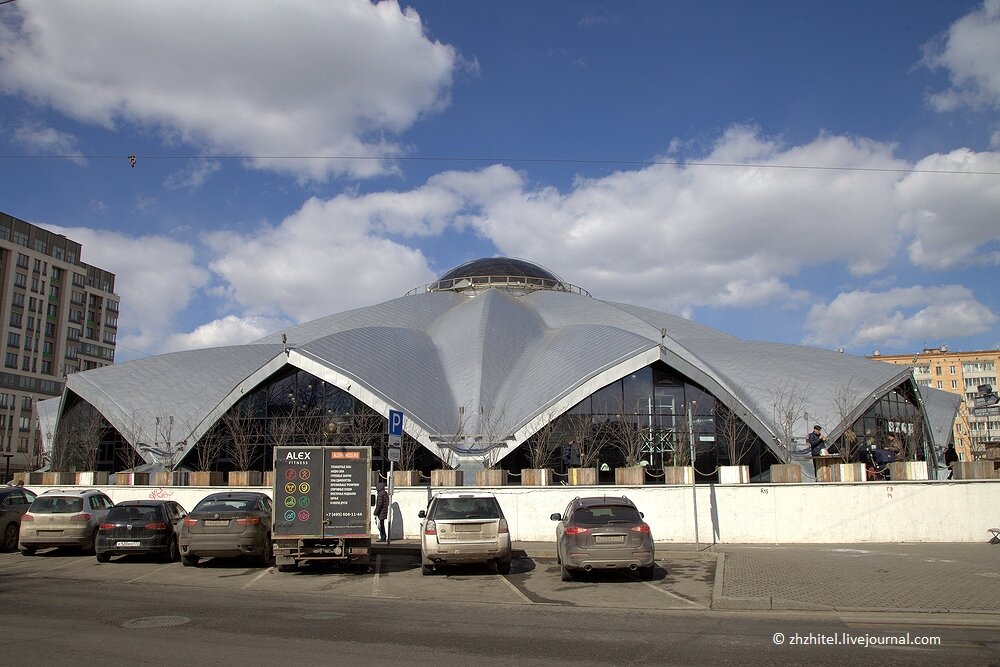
[376,539,1000,614]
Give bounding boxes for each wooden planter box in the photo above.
[227,470,262,486]
[718,465,749,484]
[263,470,273,488]
[41,472,59,485]
[663,466,694,485]
[568,467,598,485]
[12,472,28,485]
[392,470,421,487]
[521,468,552,486]
[189,471,225,486]
[475,469,508,486]
[75,471,109,486]
[952,461,997,480]
[152,471,188,486]
[430,469,464,487]
[614,466,645,486]
[114,472,150,486]
[770,463,802,483]
[838,463,866,483]
[27,472,46,485]
[888,461,929,481]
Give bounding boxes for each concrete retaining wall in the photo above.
[26,480,1000,544]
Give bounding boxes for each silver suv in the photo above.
[418,491,512,575]
[19,488,114,555]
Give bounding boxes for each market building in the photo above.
[38,257,955,483]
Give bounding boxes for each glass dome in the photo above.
[409,257,590,296]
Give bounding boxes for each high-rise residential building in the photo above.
[871,346,1000,463]
[0,211,119,479]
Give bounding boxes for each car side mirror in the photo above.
[418,510,426,519]
[549,513,561,521]
[639,512,644,519]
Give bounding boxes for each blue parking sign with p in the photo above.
[388,409,404,437]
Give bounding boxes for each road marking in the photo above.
[242,567,273,589]
[127,563,173,583]
[639,580,703,607]
[27,557,87,577]
[498,573,533,604]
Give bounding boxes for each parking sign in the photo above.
[388,409,404,437]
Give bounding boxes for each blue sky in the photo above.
[1,0,998,363]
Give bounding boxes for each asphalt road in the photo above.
[1,550,998,666]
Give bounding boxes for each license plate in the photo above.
[204,520,229,527]
[116,541,141,548]
[594,535,624,544]
[39,530,62,536]
[454,524,484,532]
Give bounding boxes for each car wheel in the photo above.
[639,565,655,581]
[96,551,111,563]
[167,537,180,563]
[2,523,17,552]
[496,559,511,575]
[421,564,434,576]
[257,534,273,567]
[86,528,99,555]
[560,564,574,582]
[181,553,199,567]
[20,545,36,556]
[277,563,296,573]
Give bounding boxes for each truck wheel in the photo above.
[277,563,297,573]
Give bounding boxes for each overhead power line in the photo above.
[0,152,997,176]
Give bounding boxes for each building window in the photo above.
[41,360,52,375]
[21,356,30,371]
[23,336,32,351]
[14,231,28,247]
[32,258,41,273]
[30,277,39,292]
[935,366,942,376]
[33,238,46,253]
[26,317,35,332]
[67,327,80,341]
[103,331,116,345]
[14,273,26,288]
[16,253,28,268]
[6,333,19,347]
[71,290,85,304]
[42,341,53,356]
[936,381,943,388]
[949,365,956,374]
[9,313,21,328]
[45,322,55,337]
[18,416,30,430]
[49,285,59,299]
[11,292,24,307]
[47,304,58,318]
[4,353,16,369]
[951,380,958,389]
[0,394,7,408]
[50,266,60,280]
[53,246,63,260]
[21,395,31,410]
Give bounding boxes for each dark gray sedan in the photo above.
[0,486,36,551]
[179,491,273,567]
[550,496,655,581]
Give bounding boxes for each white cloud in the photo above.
[7,119,85,165]
[897,148,1000,269]
[922,0,1000,111]
[0,0,456,180]
[803,286,998,349]
[163,160,221,191]
[40,225,209,358]
[162,315,291,353]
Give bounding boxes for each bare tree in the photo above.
[70,405,108,472]
[222,411,260,472]
[561,413,601,468]
[477,405,512,470]
[524,411,561,469]
[668,412,693,467]
[613,411,646,468]
[832,378,863,463]
[194,424,227,472]
[717,403,754,466]
[118,410,149,471]
[768,382,808,463]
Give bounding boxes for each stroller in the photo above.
[865,445,893,481]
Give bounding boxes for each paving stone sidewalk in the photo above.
[713,543,1000,613]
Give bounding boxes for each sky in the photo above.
[0,0,998,364]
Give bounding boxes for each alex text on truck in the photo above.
[272,445,372,573]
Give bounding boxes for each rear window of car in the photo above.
[108,506,161,522]
[571,505,642,525]
[30,497,83,513]
[194,498,258,513]
[432,497,502,520]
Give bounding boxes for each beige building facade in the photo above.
[0,211,119,479]
[872,346,999,462]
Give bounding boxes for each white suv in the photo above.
[19,488,114,555]
[418,491,512,575]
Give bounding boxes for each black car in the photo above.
[0,486,37,552]
[96,500,187,563]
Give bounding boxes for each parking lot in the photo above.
[0,546,715,611]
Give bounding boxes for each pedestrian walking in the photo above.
[374,482,389,542]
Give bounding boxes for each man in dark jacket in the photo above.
[374,482,389,542]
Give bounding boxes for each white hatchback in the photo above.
[418,491,512,575]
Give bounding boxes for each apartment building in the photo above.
[0,211,119,479]
[871,346,999,462]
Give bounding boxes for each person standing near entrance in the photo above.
[807,425,827,456]
[374,482,389,542]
